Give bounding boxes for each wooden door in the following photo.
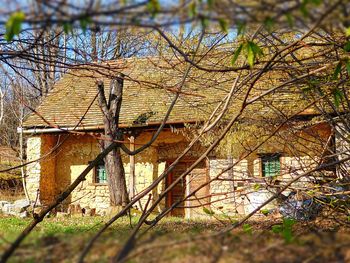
[166,161,189,217]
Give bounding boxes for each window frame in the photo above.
[260,153,281,178]
[93,161,108,185]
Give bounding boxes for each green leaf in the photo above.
[332,62,342,80]
[300,0,321,17]
[147,0,161,17]
[344,42,350,52]
[272,219,295,243]
[346,60,350,75]
[253,183,260,191]
[246,43,254,67]
[200,16,209,29]
[310,0,322,5]
[300,0,309,17]
[346,27,350,37]
[283,218,296,227]
[283,227,293,243]
[271,224,283,233]
[253,184,261,191]
[243,224,252,235]
[207,0,214,9]
[79,16,92,33]
[63,22,73,34]
[236,21,246,36]
[285,13,294,28]
[333,88,344,108]
[264,17,274,32]
[188,2,197,18]
[282,218,296,243]
[231,43,243,65]
[131,16,141,26]
[260,209,270,216]
[246,41,263,68]
[218,18,228,33]
[203,207,215,215]
[5,11,25,42]
[250,41,263,56]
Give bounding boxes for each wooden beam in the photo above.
[129,135,135,199]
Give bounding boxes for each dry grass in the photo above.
[1,215,350,263]
[0,161,24,202]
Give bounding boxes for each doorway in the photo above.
[165,160,207,217]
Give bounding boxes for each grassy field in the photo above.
[1,215,350,263]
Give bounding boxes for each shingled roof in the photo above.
[23,55,328,133]
[23,56,232,131]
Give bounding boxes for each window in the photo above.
[261,154,281,177]
[95,163,107,184]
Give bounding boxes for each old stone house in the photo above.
[20,57,337,218]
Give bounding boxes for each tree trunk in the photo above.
[97,75,129,207]
[104,143,129,206]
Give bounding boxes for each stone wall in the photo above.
[25,130,187,215]
[54,135,107,213]
[26,136,41,202]
[280,156,315,191]
[246,155,315,214]
[54,134,166,215]
[25,125,328,218]
[208,155,317,216]
[209,158,248,215]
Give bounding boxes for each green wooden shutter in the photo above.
[262,155,280,177]
[97,164,107,183]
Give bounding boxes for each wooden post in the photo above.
[129,135,135,200]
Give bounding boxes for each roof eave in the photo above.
[18,120,200,135]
